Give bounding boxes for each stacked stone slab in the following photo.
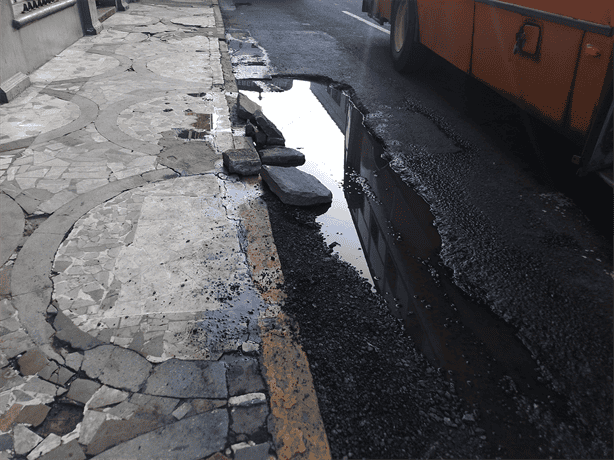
[258,147,305,167]
[260,165,332,206]
[236,93,285,148]
[223,141,261,176]
[234,93,333,206]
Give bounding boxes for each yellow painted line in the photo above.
[239,192,331,460]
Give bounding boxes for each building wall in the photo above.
[0,0,83,85]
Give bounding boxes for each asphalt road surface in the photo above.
[222,1,613,458]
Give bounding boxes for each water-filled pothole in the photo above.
[242,78,572,457]
[240,80,373,284]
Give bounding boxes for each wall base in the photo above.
[0,72,30,103]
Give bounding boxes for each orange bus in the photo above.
[362,0,613,181]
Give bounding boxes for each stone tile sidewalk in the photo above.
[0,2,330,459]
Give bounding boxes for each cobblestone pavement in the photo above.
[0,2,330,459]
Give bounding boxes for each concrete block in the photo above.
[223,148,261,176]
[0,73,31,103]
[260,165,332,206]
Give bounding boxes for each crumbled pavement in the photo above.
[0,1,330,459]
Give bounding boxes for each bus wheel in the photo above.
[390,0,427,72]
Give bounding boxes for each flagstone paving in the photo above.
[0,2,330,458]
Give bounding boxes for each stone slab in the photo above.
[14,404,50,427]
[27,433,61,459]
[64,353,83,371]
[37,439,85,460]
[0,194,25,266]
[234,442,271,460]
[144,359,227,399]
[87,386,128,409]
[12,424,42,455]
[66,379,101,405]
[253,110,284,146]
[258,147,305,167]
[223,147,261,176]
[129,394,179,416]
[54,309,103,350]
[0,433,13,451]
[230,404,268,435]
[158,141,219,175]
[18,349,49,375]
[85,416,164,456]
[10,289,55,349]
[91,410,228,460]
[236,93,262,121]
[223,356,265,396]
[260,165,332,206]
[82,345,152,392]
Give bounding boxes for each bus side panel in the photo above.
[503,0,611,27]
[569,33,614,135]
[471,3,583,126]
[375,0,392,23]
[416,0,474,73]
[362,0,391,23]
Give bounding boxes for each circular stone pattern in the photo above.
[30,49,121,83]
[0,90,80,143]
[51,176,262,361]
[117,92,222,142]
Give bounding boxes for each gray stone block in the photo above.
[66,378,101,404]
[0,73,31,103]
[253,110,284,146]
[231,403,268,435]
[0,194,25,267]
[18,348,48,375]
[259,147,305,167]
[90,410,228,460]
[144,359,227,399]
[234,442,271,460]
[223,148,261,176]
[260,165,332,206]
[236,93,262,121]
[0,433,13,451]
[223,355,265,396]
[38,439,85,460]
[159,142,218,175]
[129,394,179,415]
[54,309,103,350]
[246,120,267,148]
[82,345,152,392]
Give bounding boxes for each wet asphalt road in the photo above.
[221,1,613,458]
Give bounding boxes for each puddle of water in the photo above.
[241,77,572,456]
[240,80,373,284]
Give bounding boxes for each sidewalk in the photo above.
[0,2,330,459]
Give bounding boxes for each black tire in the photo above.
[389,0,428,72]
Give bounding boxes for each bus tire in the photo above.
[390,0,427,72]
